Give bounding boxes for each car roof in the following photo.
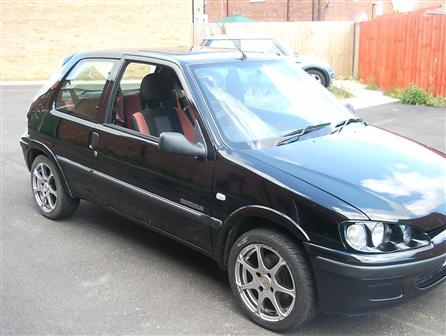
[73,47,283,65]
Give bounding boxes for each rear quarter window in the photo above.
[55,59,116,121]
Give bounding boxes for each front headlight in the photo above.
[342,222,430,253]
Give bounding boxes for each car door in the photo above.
[48,58,119,200]
[91,57,216,252]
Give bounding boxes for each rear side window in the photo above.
[55,59,116,121]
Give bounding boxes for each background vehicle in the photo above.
[199,35,335,87]
[21,49,446,332]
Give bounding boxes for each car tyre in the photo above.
[306,69,327,87]
[228,227,317,332]
[31,155,79,219]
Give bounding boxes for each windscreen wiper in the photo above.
[331,118,366,133]
[276,122,331,146]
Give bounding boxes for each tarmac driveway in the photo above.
[1,85,445,335]
[356,102,445,152]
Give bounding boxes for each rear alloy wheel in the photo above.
[228,228,317,331]
[306,69,327,87]
[32,161,58,213]
[31,155,79,219]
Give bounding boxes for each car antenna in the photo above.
[215,22,247,60]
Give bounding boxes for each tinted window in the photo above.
[55,59,116,121]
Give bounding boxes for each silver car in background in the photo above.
[199,35,335,87]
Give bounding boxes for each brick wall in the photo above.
[2,1,193,80]
[205,0,301,22]
[321,1,394,21]
[288,1,314,21]
[229,0,289,21]
[205,0,394,22]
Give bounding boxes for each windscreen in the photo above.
[191,60,353,149]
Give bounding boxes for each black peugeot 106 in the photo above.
[21,49,446,332]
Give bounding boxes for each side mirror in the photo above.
[159,132,206,158]
[345,103,356,114]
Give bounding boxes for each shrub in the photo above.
[365,79,379,90]
[400,85,431,105]
[329,85,353,99]
[384,87,403,99]
[429,96,446,108]
[395,85,446,107]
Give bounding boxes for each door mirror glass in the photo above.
[159,132,206,158]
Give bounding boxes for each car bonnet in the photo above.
[241,124,446,228]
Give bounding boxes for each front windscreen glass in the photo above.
[191,60,353,149]
[239,39,283,55]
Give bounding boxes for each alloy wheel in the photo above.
[235,243,296,322]
[32,162,57,212]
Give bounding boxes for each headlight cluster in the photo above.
[343,222,430,253]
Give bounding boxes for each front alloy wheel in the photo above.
[235,243,296,322]
[228,228,317,331]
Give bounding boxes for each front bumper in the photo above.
[327,68,335,80]
[304,229,446,315]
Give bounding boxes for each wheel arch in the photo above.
[303,67,329,86]
[24,139,74,198]
[218,205,310,269]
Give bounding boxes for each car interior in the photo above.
[55,60,116,121]
[112,63,196,142]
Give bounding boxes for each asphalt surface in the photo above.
[357,102,446,152]
[1,86,445,335]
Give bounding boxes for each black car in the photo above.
[21,49,446,332]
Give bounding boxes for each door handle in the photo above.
[89,131,99,150]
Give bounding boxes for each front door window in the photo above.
[111,61,197,143]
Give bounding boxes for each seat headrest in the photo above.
[140,73,172,103]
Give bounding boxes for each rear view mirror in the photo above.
[159,132,206,158]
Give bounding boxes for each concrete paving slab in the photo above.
[334,79,399,110]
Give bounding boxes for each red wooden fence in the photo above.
[359,9,446,97]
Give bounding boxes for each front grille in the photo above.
[416,264,446,289]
